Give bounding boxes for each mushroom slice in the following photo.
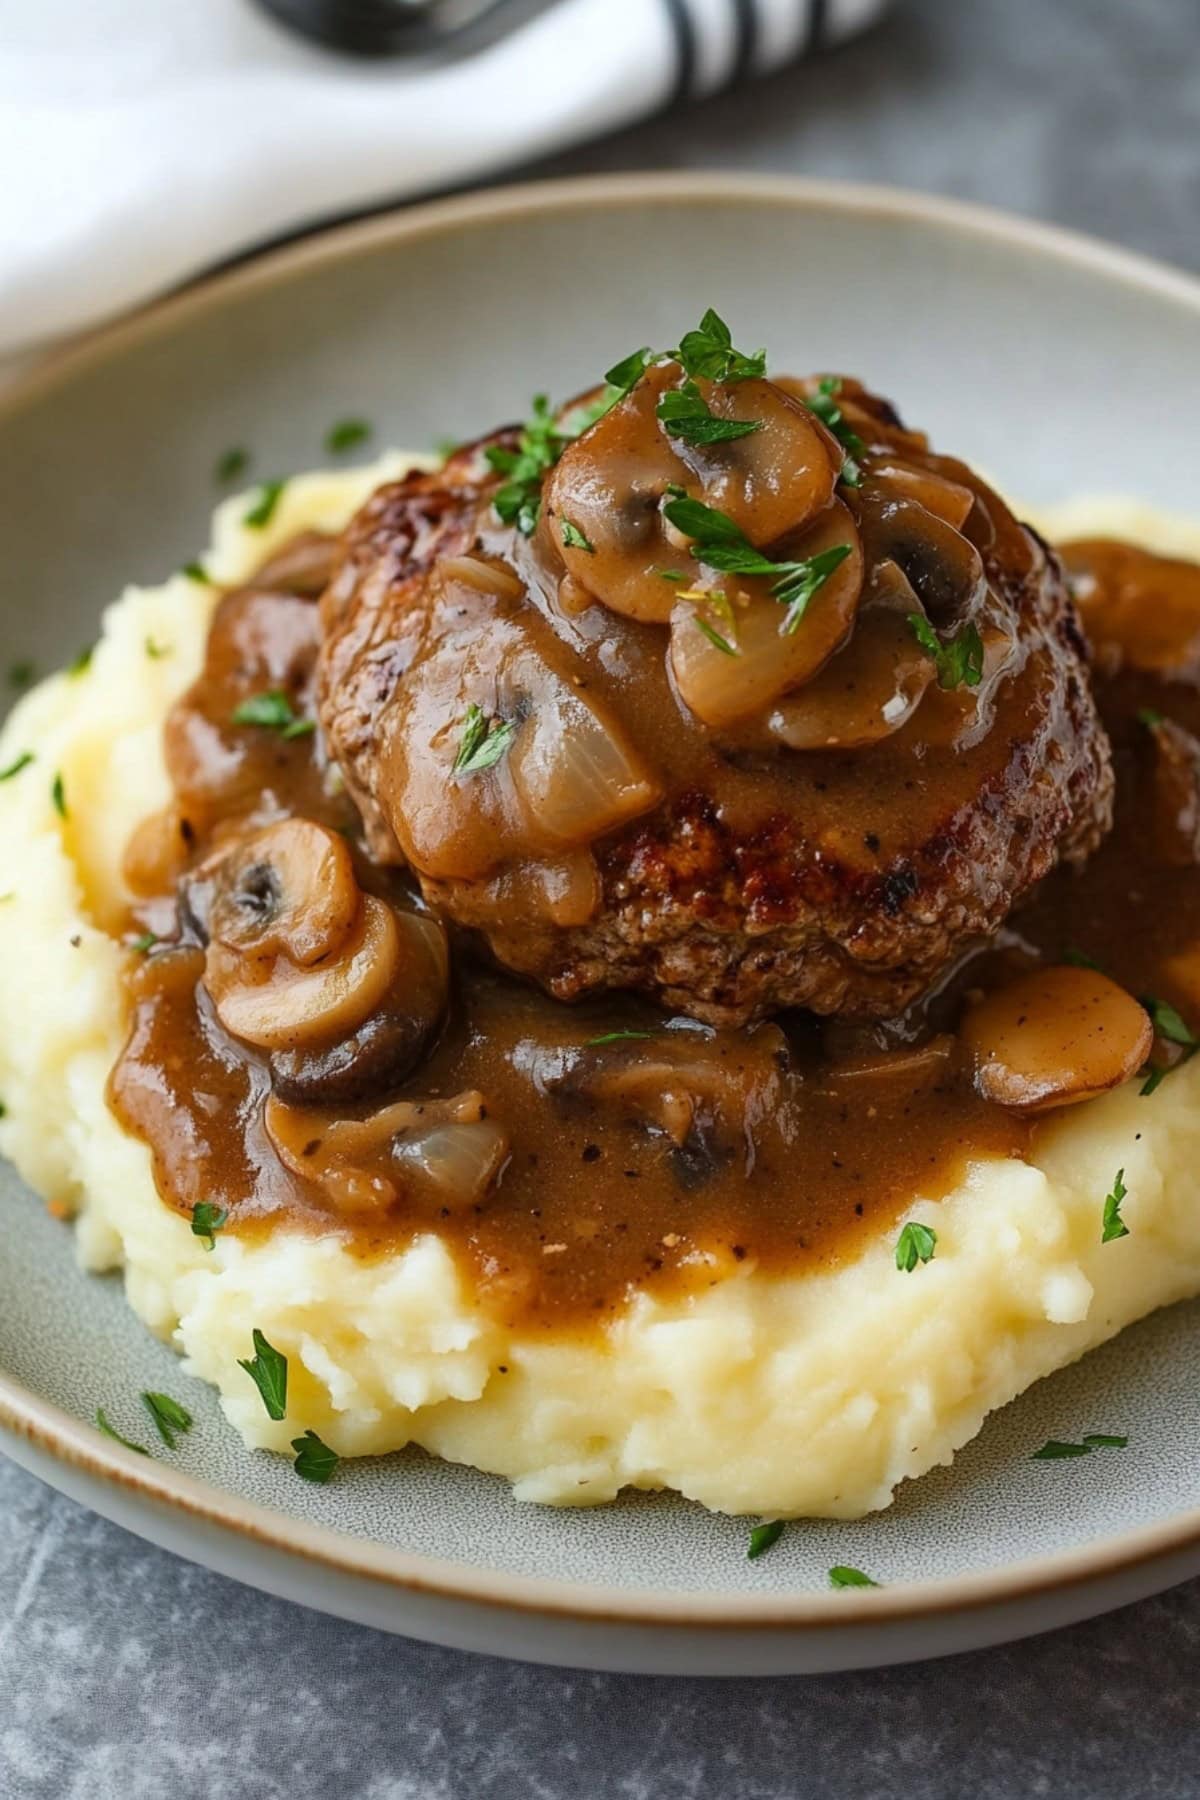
[768,560,934,750]
[669,501,864,729]
[208,820,361,967]
[663,376,840,547]
[268,912,450,1104]
[960,966,1152,1113]
[873,462,975,530]
[208,894,401,1051]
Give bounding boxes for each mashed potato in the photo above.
[1,468,1197,1519]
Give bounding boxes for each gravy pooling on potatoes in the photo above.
[107,429,1200,1330]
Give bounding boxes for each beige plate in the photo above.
[1,174,1199,1675]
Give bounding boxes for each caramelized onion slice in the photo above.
[265,1088,509,1214]
[669,501,864,728]
[961,966,1152,1114]
[209,894,401,1051]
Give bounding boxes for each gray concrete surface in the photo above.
[3,2,1198,1794]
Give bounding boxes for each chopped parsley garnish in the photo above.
[895,1220,937,1272]
[602,347,655,404]
[325,418,372,454]
[238,1329,288,1421]
[130,932,158,954]
[292,1429,340,1484]
[231,689,313,737]
[145,637,170,660]
[1033,1433,1128,1460]
[191,1202,228,1252]
[1063,947,1102,971]
[51,772,67,819]
[0,1099,6,1117]
[215,447,250,485]
[1101,1168,1129,1243]
[68,645,94,677]
[243,479,286,529]
[487,394,568,535]
[674,309,766,384]
[829,1565,881,1589]
[142,1391,194,1450]
[586,1030,656,1047]
[747,1519,785,1560]
[693,615,739,657]
[96,1408,148,1455]
[908,614,984,690]
[656,379,761,447]
[452,702,516,775]
[801,377,866,487]
[1140,1066,1166,1097]
[662,493,850,633]
[181,561,210,585]
[1137,706,1165,728]
[657,568,687,583]
[0,751,33,781]
[8,660,35,690]
[561,518,595,553]
[1141,995,1197,1048]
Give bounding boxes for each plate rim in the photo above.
[3,168,1200,1638]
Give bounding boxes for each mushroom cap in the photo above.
[961,965,1152,1113]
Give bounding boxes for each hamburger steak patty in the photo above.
[318,375,1113,1026]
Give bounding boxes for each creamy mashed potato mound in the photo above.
[1,468,1198,1518]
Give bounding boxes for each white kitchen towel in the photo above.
[0,0,887,355]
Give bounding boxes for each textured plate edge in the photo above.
[1,170,1199,1648]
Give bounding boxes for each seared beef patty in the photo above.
[317,372,1112,1025]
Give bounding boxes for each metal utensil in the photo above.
[253,0,555,57]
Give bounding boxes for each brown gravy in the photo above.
[108,533,1200,1331]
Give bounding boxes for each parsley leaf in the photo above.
[325,418,372,454]
[1137,706,1165,728]
[0,751,33,781]
[181,561,210,585]
[661,495,850,634]
[292,1429,341,1484]
[1063,947,1102,971]
[674,309,766,384]
[215,447,249,485]
[895,1220,937,1272]
[68,645,94,677]
[1033,1433,1128,1460]
[1140,1066,1166,1097]
[656,379,761,446]
[238,1329,288,1421]
[693,615,739,657]
[231,689,313,737]
[1141,995,1197,1048]
[453,702,516,776]
[586,1030,656,1047]
[1101,1168,1129,1243]
[747,1519,785,1560]
[142,1391,194,1450]
[243,479,286,529]
[8,660,35,690]
[191,1202,228,1252]
[801,377,866,487]
[561,518,595,553]
[908,614,984,690]
[51,772,67,819]
[603,347,655,402]
[129,931,158,954]
[96,1408,148,1455]
[487,394,568,535]
[829,1565,881,1589]
[145,637,170,660]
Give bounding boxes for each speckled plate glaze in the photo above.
[2,176,1200,1676]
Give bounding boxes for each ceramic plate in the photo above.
[2,175,1199,1677]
